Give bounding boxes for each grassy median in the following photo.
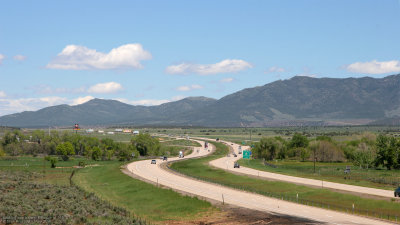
[170,141,400,222]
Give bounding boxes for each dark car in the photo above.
[151,159,156,164]
[234,162,240,168]
[163,156,167,161]
[395,187,400,197]
[233,153,237,157]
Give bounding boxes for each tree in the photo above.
[56,142,75,161]
[289,133,309,149]
[91,146,102,161]
[254,137,280,160]
[131,133,160,156]
[45,156,57,168]
[0,145,5,157]
[374,135,397,170]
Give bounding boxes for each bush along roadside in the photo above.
[0,170,146,225]
[169,141,400,223]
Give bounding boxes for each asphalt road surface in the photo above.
[126,139,391,225]
[210,141,394,199]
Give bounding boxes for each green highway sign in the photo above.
[243,150,251,159]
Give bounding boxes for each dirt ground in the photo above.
[164,203,322,225]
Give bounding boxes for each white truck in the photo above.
[179,151,184,158]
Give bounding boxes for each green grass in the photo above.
[73,160,214,222]
[170,141,400,222]
[161,139,202,147]
[0,156,106,185]
[237,159,400,190]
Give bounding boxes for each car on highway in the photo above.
[234,162,240,168]
[395,187,400,197]
[233,153,237,157]
[151,159,156,164]
[163,156,167,161]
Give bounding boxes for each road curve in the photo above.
[126,139,391,225]
[210,141,394,199]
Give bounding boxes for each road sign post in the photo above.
[243,150,251,159]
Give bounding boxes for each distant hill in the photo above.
[1,74,400,127]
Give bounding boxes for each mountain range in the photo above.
[1,74,400,128]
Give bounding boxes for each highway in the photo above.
[210,141,395,199]
[126,139,392,224]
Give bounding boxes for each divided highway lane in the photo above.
[126,139,390,225]
[210,141,394,199]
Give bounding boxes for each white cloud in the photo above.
[346,60,400,74]
[31,84,86,95]
[13,55,27,61]
[71,96,95,105]
[87,82,123,94]
[176,84,204,92]
[165,59,252,75]
[0,96,68,116]
[0,54,5,64]
[268,66,286,73]
[117,95,186,106]
[0,91,6,98]
[46,44,152,70]
[220,77,234,83]
[117,98,170,106]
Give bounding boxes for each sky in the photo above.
[0,0,400,116]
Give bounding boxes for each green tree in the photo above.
[45,156,58,168]
[254,137,280,160]
[0,145,5,157]
[91,146,102,161]
[374,135,399,170]
[131,133,160,156]
[289,133,309,149]
[56,142,75,161]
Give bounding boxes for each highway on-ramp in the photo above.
[210,141,395,199]
[126,139,392,225]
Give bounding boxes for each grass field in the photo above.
[161,139,202,147]
[170,141,400,222]
[73,160,215,222]
[0,157,144,224]
[237,159,400,190]
[0,156,215,223]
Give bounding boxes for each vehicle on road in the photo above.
[179,151,184,158]
[216,138,219,141]
[395,187,400,197]
[234,162,240,168]
[163,156,167,161]
[233,153,237,157]
[151,159,156,164]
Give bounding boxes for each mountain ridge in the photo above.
[1,74,400,127]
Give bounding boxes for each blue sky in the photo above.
[0,0,399,115]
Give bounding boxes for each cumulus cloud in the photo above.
[46,44,152,70]
[268,66,286,73]
[176,84,204,92]
[87,82,123,94]
[13,55,27,61]
[345,60,400,74]
[71,96,95,105]
[117,96,185,106]
[31,84,86,95]
[0,54,5,64]
[165,59,252,75]
[0,91,6,98]
[0,96,68,116]
[220,77,234,83]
